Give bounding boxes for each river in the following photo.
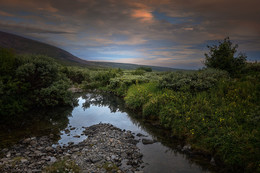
[0,92,216,173]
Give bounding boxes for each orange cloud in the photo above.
[0,10,14,17]
[131,9,153,22]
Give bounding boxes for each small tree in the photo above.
[204,37,247,75]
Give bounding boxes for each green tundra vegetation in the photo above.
[0,48,76,119]
[0,38,259,172]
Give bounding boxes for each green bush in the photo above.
[36,79,75,107]
[125,83,158,110]
[136,66,152,72]
[0,49,75,117]
[132,69,145,75]
[159,69,229,92]
[204,37,247,75]
[0,48,16,77]
[61,66,90,84]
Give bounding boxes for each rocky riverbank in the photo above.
[0,123,144,173]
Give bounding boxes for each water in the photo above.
[0,92,214,173]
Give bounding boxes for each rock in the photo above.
[23,138,31,144]
[142,138,157,145]
[21,158,28,163]
[136,133,146,137]
[6,152,11,158]
[45,146,53,152]
[49,134,54,138]
[68,142,74,145]
[0,123,143,173]
[73,135,81,138]
[210,157,216,165]
[89,156,102,163]
[182,145,191,152]
[64,129,70,134]
[49,156,57,163]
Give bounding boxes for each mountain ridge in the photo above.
[0,31,182,71]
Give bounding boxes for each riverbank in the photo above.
[0,123,143,173]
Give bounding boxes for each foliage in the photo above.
[83,68,122,89]
[60,66,90,84]
[204,37,247,75]
[124,69,259,172]
[132,69,145,75]
[0,47,16,77]
[136,66,152,72]
[0,48,75,117]
[159,68,229,92]
[124,83,158,110]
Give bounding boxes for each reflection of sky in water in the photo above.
[58,95,209,173]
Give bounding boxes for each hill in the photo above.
[0,31,182,71]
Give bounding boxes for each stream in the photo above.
[0,92,216,173]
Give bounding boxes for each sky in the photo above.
[0,0,259,69]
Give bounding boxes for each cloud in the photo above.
[131,9,153,22]
[0,0,259,68]
[0,10,14,17]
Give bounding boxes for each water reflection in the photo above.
[78,92,215,173]
[0,92,216,173]
[0,106,73,148]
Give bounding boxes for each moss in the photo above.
[42,158,81,173]
[102,162,119,172]
[11,156,24,167]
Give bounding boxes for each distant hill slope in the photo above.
[0,31,91,66]
[0,31,182,71]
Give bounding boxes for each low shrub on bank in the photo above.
[159,68,229,92]
[0,48,75,117]
[124,82,158,110]
[124,71,259,172]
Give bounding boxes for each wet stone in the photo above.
[0,123,143,173]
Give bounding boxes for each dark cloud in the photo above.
[0,0,259,69]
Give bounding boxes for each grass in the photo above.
[42,158,81,173]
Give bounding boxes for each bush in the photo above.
[132,69,145,75]
[159,69,229,92]
[125,83,158,110]
[0,48,16,77]
[61,66,90,84]
[136,66,152,72]
[0,50,75,117]
[16,55,58,89]
[36,79,75,107]
[204,37,247,75]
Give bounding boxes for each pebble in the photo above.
[0,123,143,173]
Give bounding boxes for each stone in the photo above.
[21,158,28,163]
[0,123,143,173]
[45,146,53,152]
[136,133,146,137]
[142,138,156,145]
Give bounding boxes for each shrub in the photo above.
[159,69,229,92]
[36,79,75,107]
[125,83,158,110]
[136,66,152,72]
[0,47,16,77]
[132,69,145,75]
[0,52,75,117]
[204,37,247,75]
[16,55,58,89]
[61,66,90,84]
